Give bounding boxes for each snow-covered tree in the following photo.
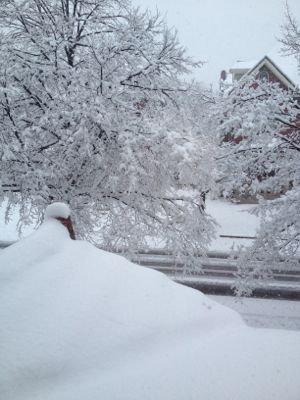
[0,0,216,260]
[214,74,300,294]
[211,5,300,294]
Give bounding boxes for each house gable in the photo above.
[221,49,300,93]
[245,56,296,89]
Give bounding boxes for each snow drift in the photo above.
[0,209,300,400]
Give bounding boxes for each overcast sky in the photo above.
[133,0,300,88]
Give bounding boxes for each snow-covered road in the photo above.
[211,295,300,331]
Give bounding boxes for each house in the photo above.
[220,46,300,93]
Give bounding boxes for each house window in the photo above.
[258,69,269,81]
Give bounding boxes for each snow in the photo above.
[0,202,33,241]
[211,295,300,331]
[207,199,259,251]
[1,218,300,400]
[44,202,71,220]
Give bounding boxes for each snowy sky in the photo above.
[133,0,300,88]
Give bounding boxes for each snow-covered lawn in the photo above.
[206,199,259,251]
[1,209,299,400]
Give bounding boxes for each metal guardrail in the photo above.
[129,252,300,300]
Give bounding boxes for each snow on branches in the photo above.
[0,0,215,260]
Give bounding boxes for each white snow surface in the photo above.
[211,295,300,331]
[1,220,300,400]
[207,199,259,250]
[44,202,71,219]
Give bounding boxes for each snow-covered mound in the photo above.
[44,202,71,219]
[1,217,300,400]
